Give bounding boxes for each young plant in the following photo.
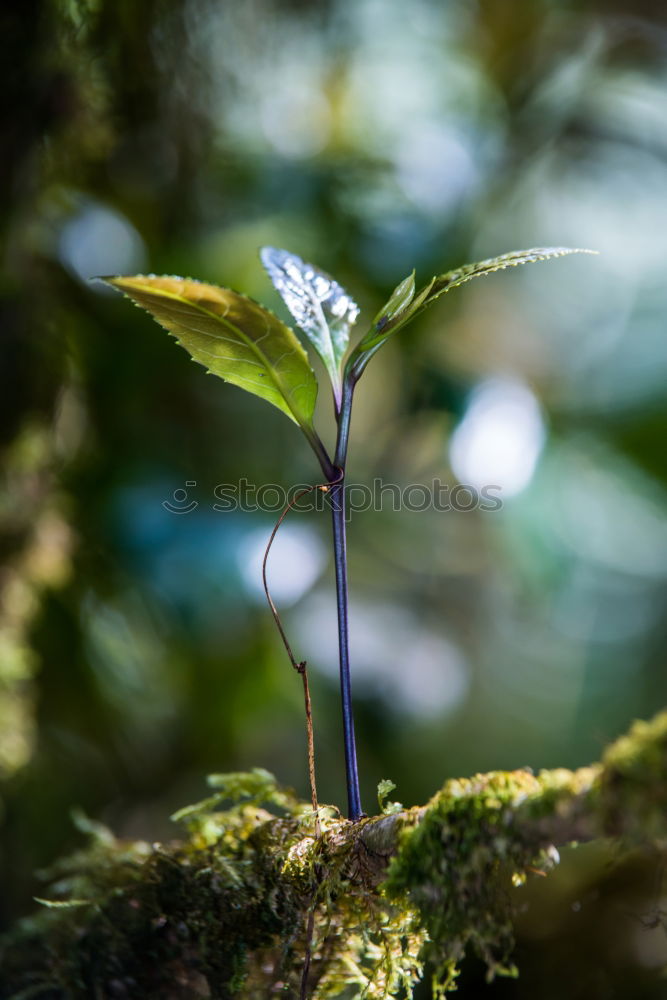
[104,244,594,821]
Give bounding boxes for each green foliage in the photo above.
[33,897,94,910]
[348,247,597,377]
[96,246,606,996]
[69,807,116,846]
[104,275,319,432]
[4,2,666,997]
[171,767,307,843]
[377,779,403,816]
[105,251,595,431]
[371,271,416,330]
[206,765,299,806]
[106,247,596,479]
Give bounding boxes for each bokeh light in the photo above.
[449,378,546,497]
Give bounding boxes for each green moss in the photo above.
[1,774,309,998]
[383,771,551,993]
[382,711,667,996]
[597,713,667,840]
[3,712,667,999]
[0,772,424,999]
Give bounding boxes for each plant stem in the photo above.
[303,382,362,820]
[330,375,362,821]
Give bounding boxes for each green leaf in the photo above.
[206,766,298,809]
[349,247,597,377]
[70,808,115,847]
[171,768,300,832]
[103,275,319,431]
[260,247,359,405]
[377,778,403,815]
[372,270,415,330]
[359,271,428,354]
[377,778,396,808]
[418,246,598,305]
[170,794,227,825]
[34,897,93,909]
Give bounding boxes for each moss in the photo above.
[382,771,549,994]
[0,775,309,999]
[0,772,424,999]
[3,712,667,999]
[382,711,667,996]
[597,713,667,840]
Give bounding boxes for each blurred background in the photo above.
[2,0,667,995]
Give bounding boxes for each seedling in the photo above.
[104,245,594,820]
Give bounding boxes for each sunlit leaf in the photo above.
[419,246,598,304]
[260,247,359,405]
[103,275,319,431]
[349,247,597,377]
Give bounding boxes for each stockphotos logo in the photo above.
[162,479,503,516]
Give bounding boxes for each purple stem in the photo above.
[330,376,362,820]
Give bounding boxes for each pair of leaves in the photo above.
[104,248,360,441]
[104,246,595,434]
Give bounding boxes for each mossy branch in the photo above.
[2,712,666,999]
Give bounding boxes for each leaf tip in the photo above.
[94,275,142,295]
[91,275,119,287]
[542,246,600,259]
[549,247,599,257]
[259,245,293,274]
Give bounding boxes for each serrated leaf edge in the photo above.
[104,275,318,428]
